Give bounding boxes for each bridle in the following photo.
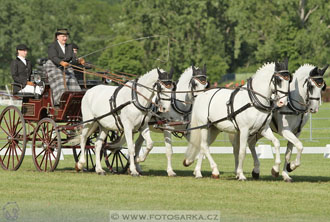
[189,75,209,98]
[270,70,292,98]
[247,71,292,112]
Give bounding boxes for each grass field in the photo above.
[0,153,330,222]
[0,101,329,221]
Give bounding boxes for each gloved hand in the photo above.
[60,61,69,68]
[78,58,85,66]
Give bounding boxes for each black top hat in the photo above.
[16,44,29,51]
[55,28,70,36]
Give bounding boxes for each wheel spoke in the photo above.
[44,151,48,171]
[0,125,11,137]
[115,152,119,172]
[0,141,10,152]
[49,152,53,169]
[36,148,46,159]
[6,145,12,169]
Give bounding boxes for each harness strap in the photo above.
[132,78,153,112]
[171,84,192,115]
[110,84,125,131]
[247,78,273,112]
[69,101,132,127]
[226,87,241,131]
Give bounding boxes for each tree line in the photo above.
[0,0,328,86]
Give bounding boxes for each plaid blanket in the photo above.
[44,60,81,105]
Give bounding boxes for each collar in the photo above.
[17,56,27,65]
[57,40,66,53]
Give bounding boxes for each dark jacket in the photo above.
[10,57,32,94]
[48,41,78,67]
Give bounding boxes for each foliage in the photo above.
[0,0,328,87]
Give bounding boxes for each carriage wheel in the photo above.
[72,132,102,171]
[32,118,61,172]
[0,106,26,170]
[104,147,129,174]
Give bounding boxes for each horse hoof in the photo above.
[211,174,220,179]
[131,173,140,177]
[252,170,259,180]
[286,163,293,172]
[271,168,279,177]
[75,163,81,172]
[168,172,177,177]
[238,177,246,181]
[284,178,293,183]
[97,171,106,176]
[183,159,191,167]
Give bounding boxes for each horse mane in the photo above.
[293,64,315,80]
[138,68,161,85]
[177,67,193,88]
[253,62,275,79]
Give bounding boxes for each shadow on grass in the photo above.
[140,169,330,183]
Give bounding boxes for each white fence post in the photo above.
[324,144,330,158]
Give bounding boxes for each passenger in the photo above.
[11,44,42,95]
[72,43,84,81]
[44,28,85,105]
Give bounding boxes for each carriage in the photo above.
[0,59,129,173]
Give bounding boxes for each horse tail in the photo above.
[184,112,202,165]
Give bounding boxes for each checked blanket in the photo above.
[44,60,81,105]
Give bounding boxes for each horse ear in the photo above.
[283,58,289,69]
[275,62,280,72]
[169,66,174,79]
[157,68,165,80]
[203,64,207,75]
[192,63,196,75]
[309,67,318,77]
[320,65,329,76]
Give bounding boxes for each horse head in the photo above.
[272,58,291,107]
[189,64,209,98]
[156,67,175,113]
[304,65,328,113]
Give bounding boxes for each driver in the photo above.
[44,28,85,106]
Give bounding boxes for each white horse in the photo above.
[76,68,174,175]
[134,65,209,176]
[238,64,328,182]
[184,61,291,180]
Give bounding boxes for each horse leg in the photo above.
[260,126,281,177]
[248,135,261,179]
[193,152,204,178]
[236,128,249,181]
[282,130,303,172]
[76,122,98,171]
[124,127,139,176]
[282,141,294,182]
[133,133,144,173]
[193,127,219,178]
[136,126,154,163]
[94,128,107,175]
[163,130,176,177]
[229,133,239,177]
[200,128,219,179]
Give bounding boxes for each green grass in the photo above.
[0,154,330,222]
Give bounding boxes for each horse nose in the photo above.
[309,108,317,113]
[277,99,286,107]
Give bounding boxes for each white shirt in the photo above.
[17,56,27,66]
[57,40,65,54]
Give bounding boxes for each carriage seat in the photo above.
[11,83,40,99]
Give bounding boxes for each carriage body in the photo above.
[0,66,127,173]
